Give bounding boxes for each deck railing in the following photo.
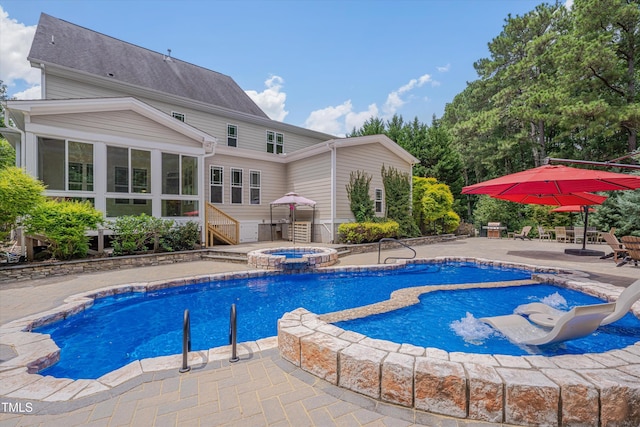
[205,202,239,246]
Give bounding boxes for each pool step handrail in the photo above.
[377,238,417,264]
[229,303,239,362]
[179,309,191,373]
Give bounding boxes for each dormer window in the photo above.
[227,124,238,147]
[172,112,185,122]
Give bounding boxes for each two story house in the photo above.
[1,13,418,244]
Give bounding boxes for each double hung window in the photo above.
[266,131,284,154]
[250,170,261,205]
[375,188,383,214]
[231,168,243,204]
[210,166,223,203]
[227,124,237,147]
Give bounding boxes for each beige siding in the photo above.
[46,75,327,154]
[31,111,198,147]
[335,144,412,219]
[204,154,288,221]
[286,152,331,221]
[46,75,129,99]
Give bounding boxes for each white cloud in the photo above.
[564,0,574,10]
[304,100,354,135]
[383,73,432,116]
[345,103,379,133]
[437,63,451,73]
[245,75,288,121]
[13,85,41,100]
[304,72,440,136]
[0,6,40,92]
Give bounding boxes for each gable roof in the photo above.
[28,13,269,119]
[285,134,420,165]
[7,97,217,151]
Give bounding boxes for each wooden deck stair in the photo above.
[205,202,240,246]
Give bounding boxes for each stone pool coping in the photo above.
[0,257,638,425]
[247,246,338,270]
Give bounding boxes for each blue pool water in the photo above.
[37,262,527,379]
[336,285,640,356]
[268,249,315,259]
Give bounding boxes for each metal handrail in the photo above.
[179,309,191,373]
[377,238,416,264]
[229,304,239,363]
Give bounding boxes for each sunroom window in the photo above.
[37,137,94,192]
[107,147,151,194]
[161,153,198,196]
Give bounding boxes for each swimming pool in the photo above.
[36,261,532,379]
[335,284,640,356]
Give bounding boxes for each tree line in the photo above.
[348,0,639,226]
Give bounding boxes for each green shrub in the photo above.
[0,166,45,242]
[159,221,201,252]
[382,166,420,238]
[412,176,460,234]
[338,221,399,244]
[109,214,173,255]
[24,200,103,260]
[346,170,375,222]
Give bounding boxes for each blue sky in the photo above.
[1,0,553,136]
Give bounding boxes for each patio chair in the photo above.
[600,232,627,263]
[508,225,532,240]
[515,279,640,326]
[537,226,551,241]
[480,302,615,346]
[617,236,640,267]
[573,226,585,244]
[555,226,569,243]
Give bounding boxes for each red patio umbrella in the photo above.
[462,164,640,196]
[463,164,640,256]
[492,192,607,206]
[551,205,596,213]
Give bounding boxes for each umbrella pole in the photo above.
[582,206,588,251]
[564,205,603,256]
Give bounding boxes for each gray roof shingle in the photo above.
[28,13,269,118]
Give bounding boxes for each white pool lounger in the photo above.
[480,302,616,346]
[516,279,640,326]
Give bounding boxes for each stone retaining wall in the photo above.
[278,308,640,426]
[0,234,461,283]
[0,251,208,283]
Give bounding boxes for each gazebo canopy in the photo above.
[270,192,316,207]
[269,192,316,243]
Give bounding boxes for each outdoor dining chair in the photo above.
[537,226,551,241]
[555,226,569,243]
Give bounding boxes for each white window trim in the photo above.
[249,169,261,205]
[227,124,238,147]
[210,165,224,204]
[375,188,383,214]
[230,167,243,204]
